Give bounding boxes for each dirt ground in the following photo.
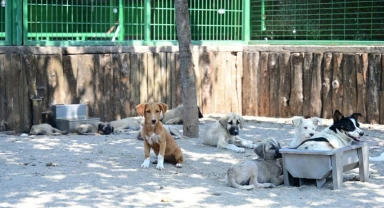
[0,115,383,208]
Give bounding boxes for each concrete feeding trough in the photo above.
[51,104,100,133]
[280,142,369,189]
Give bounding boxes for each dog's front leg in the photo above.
[156,139,167,170]
[141,141,151,168]
[218,138,245,153]
[235,136,257,149]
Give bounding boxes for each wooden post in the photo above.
[355,53,368,122]
[302,53,313,117]
[259,52,269,116]
[269,52,280,117]
[290,53,304,116]
[331,53,343,114]
[242,52,259,116]
[341,54,357,116]
[310,53,323,117]
[367,54,381,124]
[321,53,333,118]
[278,52,291,118]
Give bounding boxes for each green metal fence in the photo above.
[22,0,246,46]
[2,0,384,46]
[250,0,384,44]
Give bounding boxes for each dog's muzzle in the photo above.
[228,126,239,136]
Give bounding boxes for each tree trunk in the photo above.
[175,0,199,137]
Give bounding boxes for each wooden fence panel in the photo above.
[200,51,214,115]
[290,53,304,116]
[310,53,323,117]
[0,54,7,131]
[119,53,133,117]
[341,54,357,116]
[321,53,333,119]
[331,53,343,115]
[5,54,21,132]
[242,52,259,116]
[112,53,123,120]
[77,54,97,116]
[269,52,280,117]
[367,54,381,124]
[62,55,79,105]
[302,53,313,117]
[356,53,368,122]
[258,52,269,116]
[278,52,291,118]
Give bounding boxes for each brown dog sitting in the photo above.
[136,102,184,170]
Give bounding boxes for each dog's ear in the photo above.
[292,116,303,127]
[351,113,362,120]
[333,110,344,122]
[136,103,146,116]
[157,102,168,114]
[311,117,322,126]
[254,143,265,158]
[238,116,245,129]
[219,115,229,128]
[98,123,103,131]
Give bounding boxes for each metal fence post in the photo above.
[5,0,12,44]
[144,0,151,45]
[22,0,28,45]
[242,0,250,43]
[118,0,125,41]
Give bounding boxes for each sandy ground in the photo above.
[0,115,384,208]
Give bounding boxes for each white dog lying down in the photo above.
[203,113,257,153]
[370,152,384,161]
[290,116,322,147]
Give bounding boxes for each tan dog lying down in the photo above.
[225,138,283,189]
[77,122,114,135]
[109,117,144,133]
[161,104,203,125]
[29,124,68,135]
[203,113,256,153]
[136,102,184,170]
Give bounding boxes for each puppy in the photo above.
[161,104,203,125]
[29,123,68,136]
[109,117,144,133]
[296,110,364,150]
[203,113,256,153]
[225,138,283,189]
[77,122,114,135]
[136,102,184,170]
[290,116,322,147]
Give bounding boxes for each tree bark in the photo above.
[175,0,199,137]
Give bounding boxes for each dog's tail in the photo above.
[225,172,254,190]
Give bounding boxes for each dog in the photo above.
[225,138,283,189]
[202,113,257,153]
[136,102,184,170]
[161,104,203,125]
[29,123,68,135]
[290,116,322,147]
[77,122,114,135]
[369,152,384,162]
[296,110,364,151]
[109,117,144,134]
[137,125,187,140]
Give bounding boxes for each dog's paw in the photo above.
[245,143,258,149]
[175,163,183,168]
[141,158,150,168]
[236,148,245,153]
[156,164,164,170]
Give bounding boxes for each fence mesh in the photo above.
[250,0,384,41]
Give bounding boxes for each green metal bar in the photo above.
[144,0,151,44]
[5,0,12,44]
[22,0,28,45]
[118,0,125,41]
[260,0,265,32]
[242,0,251,42]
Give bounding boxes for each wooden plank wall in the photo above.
[0,49,384,132]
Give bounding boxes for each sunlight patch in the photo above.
[43,174,67,182]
